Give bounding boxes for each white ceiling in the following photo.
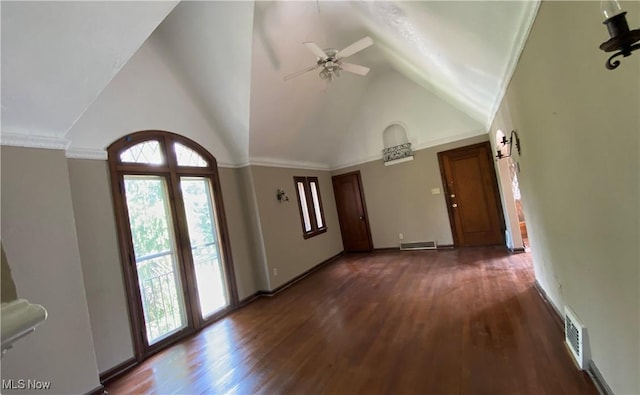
[152,1,254,164]
[1,1,539,169]
[1,1,178,143]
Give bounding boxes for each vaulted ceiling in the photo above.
[1,1,539,169]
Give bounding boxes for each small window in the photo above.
[293,176,326,239]
[174,142,208,167]
[120,140,164,165]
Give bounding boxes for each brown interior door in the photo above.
[438,142,505,247]
[332,171,373,252]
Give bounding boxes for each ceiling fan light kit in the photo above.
[284,36,374,82]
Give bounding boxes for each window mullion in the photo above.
[304,179,318,232]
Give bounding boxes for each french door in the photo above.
[108,131,238,358]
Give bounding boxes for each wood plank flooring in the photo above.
[106,247,597,394]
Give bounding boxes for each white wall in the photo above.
[491,1,639,393]
[331,70,484,169]
[66,34,236,166]
[1,1,177,139]
[1,147,101,394]
[153,1,255,164]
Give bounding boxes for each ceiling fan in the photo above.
[284,36,374,82]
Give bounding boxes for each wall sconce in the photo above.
[599,0,640,70]
[495,130,521,160]
[276,188,289,202]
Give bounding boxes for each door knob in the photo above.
[452,203,458,208]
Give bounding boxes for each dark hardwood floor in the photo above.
[106,247,597,394]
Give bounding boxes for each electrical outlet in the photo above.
[399,233,404,240]
[273,267,278,276]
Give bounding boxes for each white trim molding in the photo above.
[65,147,108,160]
[217,160,250,169]
[0,132,70,150]
[331,129,488,171]
[248,157,331,171]
[486,0,541,130]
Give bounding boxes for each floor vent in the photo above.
[564,306,585,369]
[400,241,437,250]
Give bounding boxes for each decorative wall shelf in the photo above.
[382,123,414,166]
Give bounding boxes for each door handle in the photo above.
[452,203,458,208]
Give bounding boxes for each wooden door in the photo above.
[438,142,505,247]
[332,171,373,252]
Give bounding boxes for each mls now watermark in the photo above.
[2,379,52,391]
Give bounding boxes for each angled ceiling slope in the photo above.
[1,1,178,148]
[249,1,382,169]
[152,1,255,165]
[246,1,538,169]
[1,0,539,171]
[350,1,540,128]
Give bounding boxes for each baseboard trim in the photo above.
[374,245,455,253]
[85,384,105,395]
[261,251,344,297]
[373,247,400,252]
[99,356,138,386]
[509,247,526,253]
[586,360,614,395]
[437,244,455,249]
[533,280,564,330]
[238,291,264,307]
[534,282,609,394]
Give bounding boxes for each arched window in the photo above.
[107,130,237,358]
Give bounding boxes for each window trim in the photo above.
[293,176,327,239]
[107,130,238,361]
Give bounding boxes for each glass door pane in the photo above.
[180,177,229,319]
[123,175,187,345]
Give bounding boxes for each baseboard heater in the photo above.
[400,241,437,251]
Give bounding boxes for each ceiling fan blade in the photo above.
[283,65,319,81]
[340,62,370,76]
[303,41,328,60]
[337,36,374,58]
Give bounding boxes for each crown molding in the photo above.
[331,153,384,171]
[411,129,487,152]
[248,157,331,171]
[330,129,488,171]
[0,132,70,150]
[65,147,108,160]
[486,0,541,130]
[217,161,250,169]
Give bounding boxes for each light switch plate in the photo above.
[431,188,441,195]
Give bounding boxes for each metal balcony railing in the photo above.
[136,243,220,343]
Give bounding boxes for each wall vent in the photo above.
[564,306,585,369]
[400,241,437,251]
